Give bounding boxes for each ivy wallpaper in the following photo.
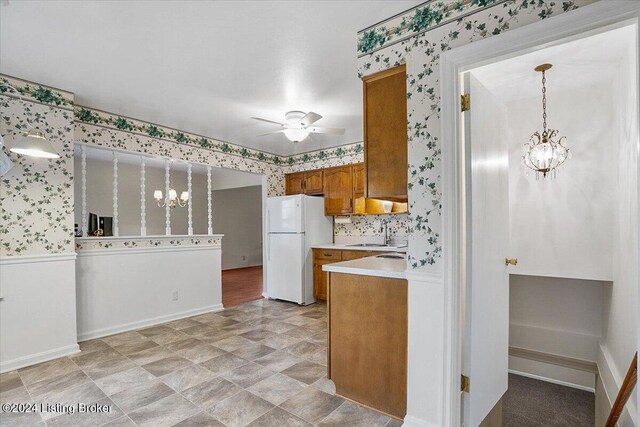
[357,0,595,269]
[0,0,595,258]
[0,77,75,256]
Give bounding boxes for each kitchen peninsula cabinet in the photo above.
[327,270,408,419]
[362,64,408,201]
[312,248,384,301]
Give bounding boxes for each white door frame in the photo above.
[439,2,640,425]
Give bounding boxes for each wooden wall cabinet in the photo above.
[363,64,408,202]
[323,165,355,216]
[285,162,404,217]
[285,170,324,196]
[285,172,305,195]
[312,248,383,300]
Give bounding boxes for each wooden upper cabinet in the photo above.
[285,169,324,196]
[323,165,354,216]
[304,170,324,195]
[285,172,305,195]
[363,64,408,201]
[353,163,365,199]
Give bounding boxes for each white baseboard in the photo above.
[1,344,80,374]
[78,304,224,342]
[402,414,439,427]
[509,369,595,393]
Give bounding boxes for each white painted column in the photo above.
[81,145,87,236]
[112,151,119,237]
[165,160,171,235]
[140,157,146,236]
[187,163,193,236]
[207,165,213,235]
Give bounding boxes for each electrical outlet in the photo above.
[172,290,178,301]
[242,255,246,261]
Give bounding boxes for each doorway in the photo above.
[440,4,639,426]
[208,167,265,307]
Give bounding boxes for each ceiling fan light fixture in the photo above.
[283,128,310,143]
[9,129,60,159]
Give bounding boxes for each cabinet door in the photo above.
[323,166,354,215]
[363,64,408,201]
[341,250,383,261]
[353,163,365,199]
[304,170,324,195]
[314,259,334,300]
[285,172,305,195]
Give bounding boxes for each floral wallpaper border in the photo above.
[0,75,74,110]
[75,235,222,251]
[356,0,577,56]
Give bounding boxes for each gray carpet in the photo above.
[503,374,595,426]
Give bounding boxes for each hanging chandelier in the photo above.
[154,188,188,208]
[522,63,569,179]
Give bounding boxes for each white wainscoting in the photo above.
[76,243,223,341]
[404,268,446,427]
[0,253,79,373]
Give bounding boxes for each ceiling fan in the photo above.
[252,111,345,143]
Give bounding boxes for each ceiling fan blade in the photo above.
[251,117,285,126]
[297,135,313,144]
[258,129,286,136]
[299,112,322,127]
[307,126,345,135]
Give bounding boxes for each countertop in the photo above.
[312,243,407,252]
[322,254,407,279]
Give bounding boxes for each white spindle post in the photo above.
[140,157,146,236]
[165,160,171,235]
[112,151,119,236]
[187,163,193,235]
[207,165,213,235]
[81,145,87,236]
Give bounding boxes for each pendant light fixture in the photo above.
[522,63,569,179]
[9,129,60,159]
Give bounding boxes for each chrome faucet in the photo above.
[381,220,389,245]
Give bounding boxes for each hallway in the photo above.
[222,266,264,308]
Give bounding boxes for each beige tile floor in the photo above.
[0,299,403,427]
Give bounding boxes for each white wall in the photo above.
[0,256,79,372]
[213,185,263,270]
[505,82,615,282]
[599,38,639,426]
[509,274,607,389]
[76,243,223,340]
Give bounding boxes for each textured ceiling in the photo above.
[0,0,420,156]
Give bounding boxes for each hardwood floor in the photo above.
[222,265,264,307]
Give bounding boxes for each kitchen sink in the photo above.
[347,243,407,248]
[375,254,405,259]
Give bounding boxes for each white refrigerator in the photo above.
[266,195,333,305]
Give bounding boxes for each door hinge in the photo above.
[461,375,470,393]
[461,93,470,112]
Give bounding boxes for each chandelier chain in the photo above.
[541,70,547,134]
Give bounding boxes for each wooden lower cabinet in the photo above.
[328,272,407,419]
[312,249,384,301]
